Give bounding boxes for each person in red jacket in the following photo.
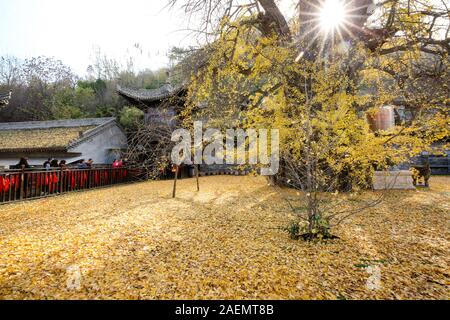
[112,159,123,168]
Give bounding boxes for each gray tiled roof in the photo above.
[116,84,183,102]
[0,118,119,152]
[0,117,115,131]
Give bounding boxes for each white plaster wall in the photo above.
[68,124,128,165]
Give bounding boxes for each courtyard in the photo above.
[0,175,448,300]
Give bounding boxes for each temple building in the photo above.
[116,83,244,176]
[116,84,186,126]
[0,118,128,169]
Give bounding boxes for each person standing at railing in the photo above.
[77,159,88,169]
[43,158,51,170]
[85,159,94,187]
[17,157,30,170]
[15,158,30,199]
[41,160,54,196]
[59,160,67,169]
[50,159,59,168]
[58,160,68,192]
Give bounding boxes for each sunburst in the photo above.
[295,0,369,59]
[319,0,348,32]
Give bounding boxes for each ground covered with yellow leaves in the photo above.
[0,175,448,299]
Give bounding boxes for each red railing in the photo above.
[0,167,131,204]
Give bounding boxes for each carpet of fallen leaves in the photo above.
[0,175,448,300]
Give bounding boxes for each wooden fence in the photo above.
[0,167,132,204]
[411,154,450,175]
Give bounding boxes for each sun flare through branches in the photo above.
[298,0,367,56]
[319,0,348,32]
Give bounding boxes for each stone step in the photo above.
[373,171,416,190]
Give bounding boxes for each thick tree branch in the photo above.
[256,0,292,41]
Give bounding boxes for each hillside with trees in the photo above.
[0,53,176,130]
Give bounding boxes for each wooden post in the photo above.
[195,164,200,192]
[172,165,179,198]
[19,168,24,200]
[59,168,63,194]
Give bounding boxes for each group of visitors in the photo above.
[11,157,126,171]
[12,158,95,171]
[2,156,131,202]
[112,159,127,168]
[42,158,93,170]
[76,159,94,169]
[43,158,61,170]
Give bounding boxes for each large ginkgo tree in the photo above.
[170,0,449,239]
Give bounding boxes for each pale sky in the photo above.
[0,0,300,77]
[1,1,447,77]
[0,0,201,76]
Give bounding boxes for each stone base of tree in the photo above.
[373,170,416,190]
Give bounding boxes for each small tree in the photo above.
[119,106,145,131]
[124,121,174,180]
[243,52,392,239]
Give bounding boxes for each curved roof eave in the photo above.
[116,84,185,102]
